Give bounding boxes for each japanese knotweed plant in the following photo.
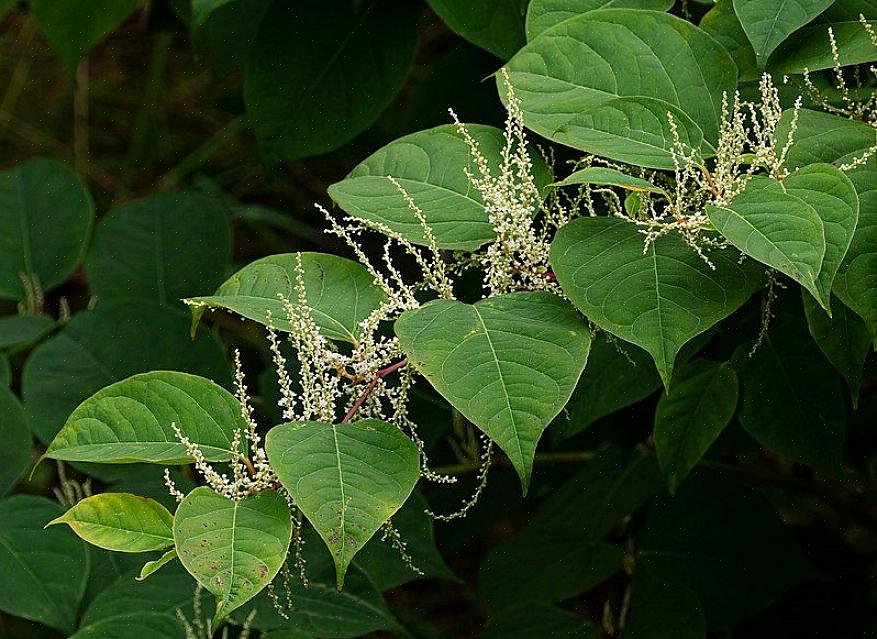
[40,7,877,633]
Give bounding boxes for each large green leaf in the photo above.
[244,0,418,165]
[0,313,55,349]
[395,291,590,491]
[0,388,31,496]
[427,0,528,59]
[45,370,245,464]
[733,313,846,474]
[769,19,877,73]
[327,124,552,251]
[552,335,662,441]
[776,109,877,342]
[187,252,386,343]
[733,0,835,66]
[86,192,232,306]
[653,360,738,492]
[504,9,737,169]
[30,0,142,72]
[0,495,89,633]
[700,0,759,82]
[174,487,291,629]
[622,560,706,639]
[23,301,230,444]
[265,419,420,589]
[480,606,594,639]
[0,158,94,300]
[707,164,859,312]
[48,493,174,553]
[551,216,760,387]
[525,0,674,40]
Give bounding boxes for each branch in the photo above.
[341,359,408,424]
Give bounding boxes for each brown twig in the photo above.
[341,359,408,423]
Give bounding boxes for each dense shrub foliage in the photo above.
[0,0,876,637]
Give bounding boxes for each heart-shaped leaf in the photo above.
[174,487,292,630]
[395,291,590,491]
[187,252,386,343]
[505,9,736,169]
[328,124,552,251]
[48,493,174,553]
[707,164,859,313]
[732,0,835,66]
[265,418,420,589]
[550,217,760,387]
[525,0,674,41]
[45,370,246,464]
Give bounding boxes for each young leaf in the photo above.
[47,493,174,553]
[327,124,552,251]
[427,0,528,59]
[654,360,738,492]
[733,314,846,475]
[395,291,591,491]
[769,19,877,74]
[707,164,859,312]
[0,388,31,496]
[265,419,420,589]
[552,166,667,195]
[732,0,835,67]
[186,252,387,342]
[525,0,674,40]
[45,370,245,464]
[0,158,94,300]
[174,487,292,630]
[244,0,418,165]
[803,293,872,407]
[137,549,178,581]
[504,9,736,169]
[86,192,232,306]
[550,216,760,388]
[0,495,89,633]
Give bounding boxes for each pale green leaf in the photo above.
[45,370,245,464]
[0,158,94,300]
[137,549,178,581]
[733,0,835,66]
[265,418,420,589]
[395,291,590,491]
[327,124,552,251]
[654,360,738,492]
[526,0,674,41]
[174,487,292,629]
[504,9,736,169]
[187,252,387,342]
[48,493,174,553]
[553,166,667,195]
[427,0,528,59]
[550,216,760,387]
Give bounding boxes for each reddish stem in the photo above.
[341,359,408,423]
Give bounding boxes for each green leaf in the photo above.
[504,9,737,169]
[622,560,706,639]
[733,313,846,474]
[654,360,738,492]
[23,301,230,444]
[244,0,418,165]
[480,606,594,639]
[525,0,674,41]
[552,335,662,441]
[187,252,387,343]
[86,192,232,306]
[0,313,55,349]
[707,164,859,312]
[175,487,291,629]
[327,124,552,251]
[265,418,420,589]
[191,0,238,27]
[776,109,877,343]
[551,216,760,387]
[137,549,178,581]
[700,0,759,82]
[192,0,271,73]
[71,567,195,639]
[47,493,174,553]
[803,292,872,407]
[637,473,813,627]
[769,19,877,73]
[0,158,94,300]
[733,0,835,66]
[553,166,667,195]
[0,387,31,496]
[0,352,8,387]
[0,495,89,633]
[30,0,142,72]
[426,0,528,59]
[395,291,590,491]
[45,370,245,464]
